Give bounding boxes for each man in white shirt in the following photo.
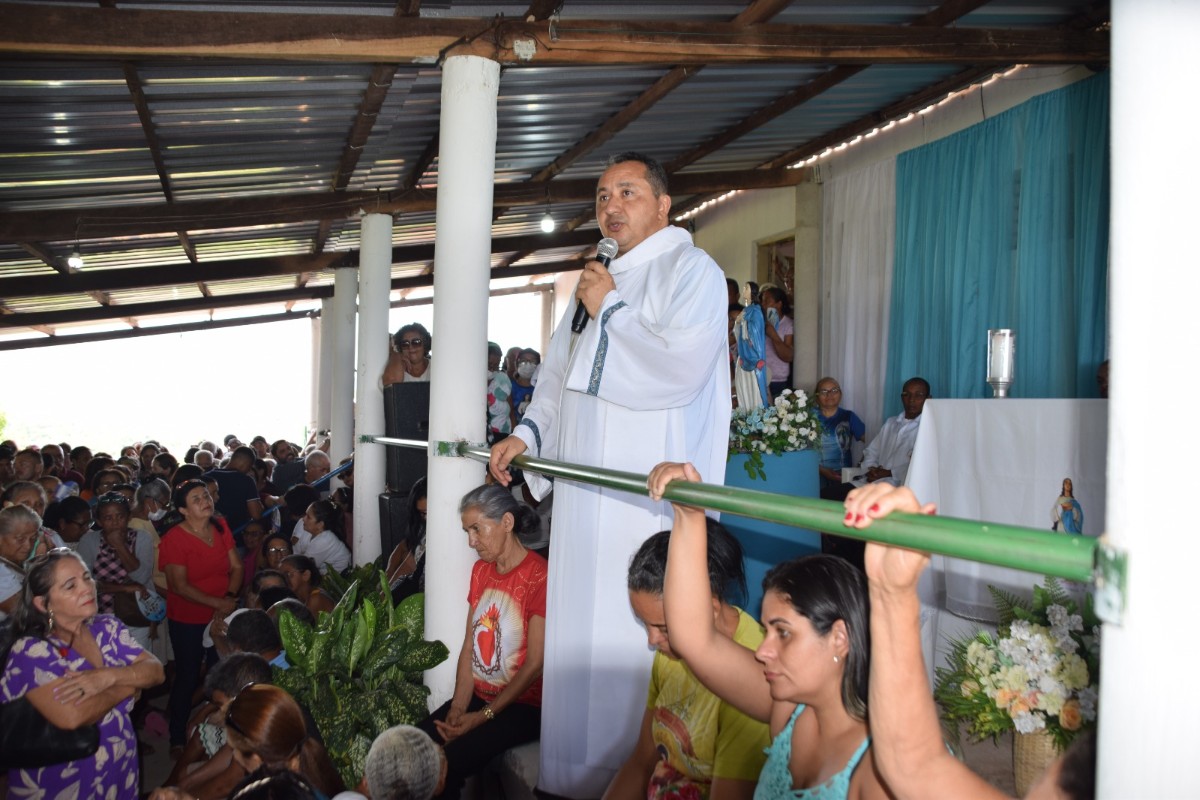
[862,377,931,487]
[490,152,730,797]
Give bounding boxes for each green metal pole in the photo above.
[359,435,1097,583]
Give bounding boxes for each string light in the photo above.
[677,66,1028,222]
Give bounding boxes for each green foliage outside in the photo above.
[273,565,449,787]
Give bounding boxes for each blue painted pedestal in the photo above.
[723,449,821,616]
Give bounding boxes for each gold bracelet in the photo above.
[482,704,495,721]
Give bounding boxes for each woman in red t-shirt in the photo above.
[159,478,243,751]
[418,484,547,800]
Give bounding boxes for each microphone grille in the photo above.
[596,237,619,261]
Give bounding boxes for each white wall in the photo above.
[692,185,796,284]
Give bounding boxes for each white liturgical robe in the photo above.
[511,225,731,797]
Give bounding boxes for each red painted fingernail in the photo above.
[855,513,864,523]
[869,504,880,513]
[844,512,853,521]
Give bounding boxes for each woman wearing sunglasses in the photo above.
[382,322,432,386]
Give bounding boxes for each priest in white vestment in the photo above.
[490,153,731,797]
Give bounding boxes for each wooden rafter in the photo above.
[0,229,606,299]
[19,242,69,274]
[0,166,806,245]
[665,0,990,174]
[0,6,1109,66]
[0,309,318,352]
[0,256,597,328]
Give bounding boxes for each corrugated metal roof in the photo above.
[0,0,1105,342]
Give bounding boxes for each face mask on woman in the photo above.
[149,507,169,522]
[517,362,537,379]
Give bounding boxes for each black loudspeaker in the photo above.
[383,382,430,495]
[378,491,410,564]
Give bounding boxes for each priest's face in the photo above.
[595,160,671,256]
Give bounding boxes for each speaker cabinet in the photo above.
[382,382,430,495]
[378,491,410,564]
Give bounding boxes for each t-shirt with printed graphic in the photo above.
[468,549,548,707]
[646,608,770,798]
[818,408,866,474]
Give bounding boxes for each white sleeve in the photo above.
[127,530,156,586]
[512,299,577,461]
[564,251,727,410]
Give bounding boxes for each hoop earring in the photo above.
[47,606,55,632]
[833,655,839,663]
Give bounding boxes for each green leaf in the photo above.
[396,639,450,673]
[277,610,314,675]
[394,592,425,638]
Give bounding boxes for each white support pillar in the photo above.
[424,54,500,706]
[315,299,334,441]
[1100,2,1199,796]
[329,267,358,469]
[353,213,394,566]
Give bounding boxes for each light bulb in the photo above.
[67,250,84,270]
[540,212,555,233]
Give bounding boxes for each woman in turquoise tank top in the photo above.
[649,462,893,800]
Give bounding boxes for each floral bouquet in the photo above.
[934,579,1100,751]
[728,388,820,480]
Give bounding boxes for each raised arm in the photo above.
[651,462,773,723]
[844,484,1008,800]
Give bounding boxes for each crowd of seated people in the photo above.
[0,366,1097,800]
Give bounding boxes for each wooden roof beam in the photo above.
[0,256,596,328]
[0,166,804,244]
[19,242,70,274]
[0,6,1109,66]
[0,228,603,298]
[665,0,990,174]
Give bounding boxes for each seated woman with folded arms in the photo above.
[843,483,1095,800]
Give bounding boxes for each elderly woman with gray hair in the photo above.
[417,484,547,800]
[0,505,41,622]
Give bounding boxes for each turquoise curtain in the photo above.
[885,74,1109,415]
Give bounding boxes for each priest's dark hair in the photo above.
[607,152,669,197]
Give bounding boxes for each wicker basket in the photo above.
[1013,729,1060,795]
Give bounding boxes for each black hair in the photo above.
[393,322,432,356]
[729,302,744,313]
[95,491,131,515]
[249,569,288,607]
[229,766,321,800]
[282,554,322,589]
[227,609,283,655]
[258,585,299,612]
[458,484,540,538]
[268,597,314,627]
[261,535,292,561]
[903,376,931,397]
[405,477,427,552]
[152,452,179,474]
[171,463,204,486]
[283,484,319,518]
[607,151,669,197]
[43,495,91,530]
[232,445,257,464]
[760,285,792,317]
[205,652,273,701]
[628,519,747,605]
[172,478,209,512]
[762,554,870,719]
[305,500,341,537]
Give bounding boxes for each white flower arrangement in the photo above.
[935,579,1100,750]
[728,389,820,480]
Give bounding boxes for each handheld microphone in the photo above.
[571,237,620,334]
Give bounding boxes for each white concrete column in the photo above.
[1100,2,1199,797]
[353,213,394,566]
[424,54,500,706]
[329,267,358,469]
[315,299,334,440]
[793,181,821,390]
